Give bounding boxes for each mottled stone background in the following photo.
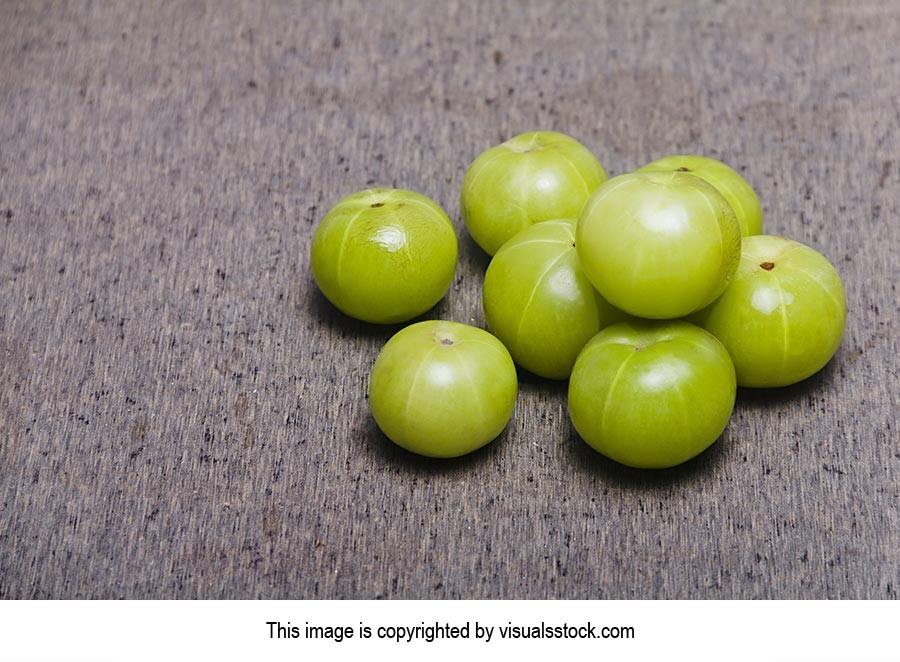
[1,0,898,598]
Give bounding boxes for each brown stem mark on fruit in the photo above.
[370,202,385,208]
[676,166,691,172]
[440,338,453,346]
[760,261,775,271]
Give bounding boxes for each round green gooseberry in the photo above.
[690,235,846,388]
[637,154,763,236]
[482,219,628,379]
[461,131,607,255]
[369,320,518,458]
[310,188,458,324]
[568,320,736,469]
[576,171,742,319]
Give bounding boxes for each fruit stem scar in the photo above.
[441,338,453,345]
[676,166,690,172]
[760,261,775,271]
[371,202,385,208]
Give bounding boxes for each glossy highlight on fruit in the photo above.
[482,219,627,379]
[638,154,763,236]
[568,320,736,469]
[369,320,518,458]
[691,235,846,387]
[461,131,607,255]
[311,188,458,324]
[576,171,742,319]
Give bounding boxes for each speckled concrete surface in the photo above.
[1,0,898,598]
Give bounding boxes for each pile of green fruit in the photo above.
[311,131,846,468]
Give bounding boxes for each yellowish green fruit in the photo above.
[638,154,763,236]
[461,131,607,255]
[311,188,457,324]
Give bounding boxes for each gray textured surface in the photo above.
[1,0,899,599]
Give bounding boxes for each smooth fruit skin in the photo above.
[461,131,607,255]
[576,171,742,319]
[482,219,628,379]
[310,188,458,324]
[637,155,764,236]
[369,321,518,458]
[690,235,846,388]
[568,320,736,469]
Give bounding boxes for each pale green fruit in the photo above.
[691,235,846,387]
[369,321,517,458]
[577,171,742,319]
[461,131,607,255]
[638,154,763,236]
[482,219,627,379]
[310,188,457,324]
[568,320,736,469]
